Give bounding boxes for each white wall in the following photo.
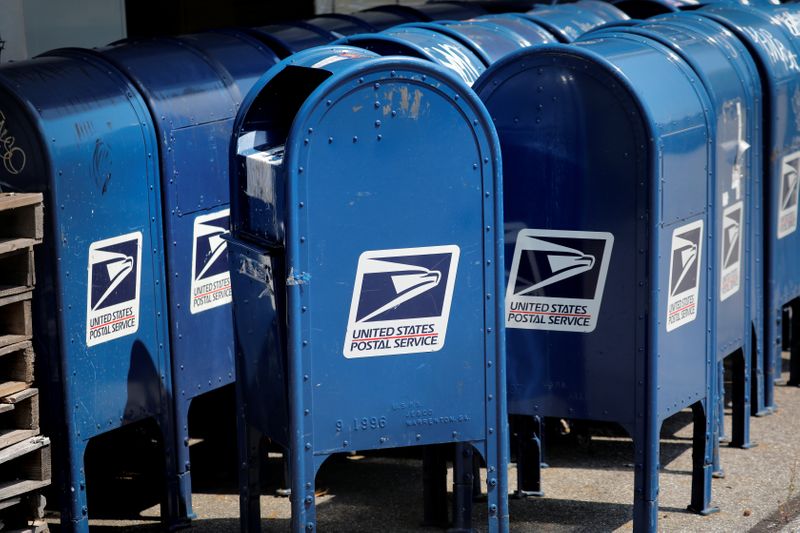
[0,0,126,62]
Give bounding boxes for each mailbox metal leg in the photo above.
[716,362,726,443]
[513,415,544,498]
[277,454,292,497]
[712,361,725,478]
[632,424,659,533]
[730,349,753,449]
[159,415,189,532]
[63,438,90,532]
[764,311,778,411]
[688,401,718,517]
[422,444,449,528]
[237,391,263,533]
[450,443,474,533]
[752,325,769,416]
[472,454,484,502]
[174,399,196,521]
[788,300,800,387]
[712,428,724,479]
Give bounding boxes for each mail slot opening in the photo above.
[234,65,333,247]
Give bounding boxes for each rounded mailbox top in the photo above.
[337,26,487,86]
[230,45,501,250]
[522,2,629,42]
[438,19,537,65]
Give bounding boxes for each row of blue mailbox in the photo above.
[0,0,798,531]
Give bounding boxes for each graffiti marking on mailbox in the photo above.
[190,209,232,314]
[666,220,703,332]
[86,231,142,346]
[720,202,743,302]
[343,245,460,358]
[505,229,614,333]
[778,151,800,239]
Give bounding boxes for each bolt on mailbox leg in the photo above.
[450,443,474,533]
[513,415,544,498]
[422,444,449,528]
[688,400,718,517]
[788,300,800,386]
[730,348,753,449]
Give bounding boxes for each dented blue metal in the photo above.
[337,26,488,84]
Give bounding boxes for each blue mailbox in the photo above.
[474,34,717,531]
[228,45,508,532]
[58,33,280,520]
[338,27,488,85]
[522,1,630,42]
[587,11,762,475]
[698,4,800,414]
[0,54,179,530]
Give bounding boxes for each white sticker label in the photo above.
[666,220,703,332]
[86,232,142,346]
[505,229,614,333]
[343,245,460,358]
[190,209,232,314]
[720,202,743,302]
[778,151,800,239]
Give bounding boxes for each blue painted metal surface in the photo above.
[437,19,552,63]
[337,27,487,84]
[698,4,800,414]
[471,13,563,44]
[0,54,178,531]
[228,45,508,532]
[586,11,762,479]
[304,14,377,37]
[246,22,338,57]
[610,0,689,18]
[522,1,630,42]
[366,2,487,22]
[474,35,716,531]
[348,9,421,31]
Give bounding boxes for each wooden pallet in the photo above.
[0,437,50,502]
[0,342,34,399]
[0,293,32,351]
[0,194,43,257]
[0,389,39,450]
[0,248,34,300]
[0,437,50,532]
